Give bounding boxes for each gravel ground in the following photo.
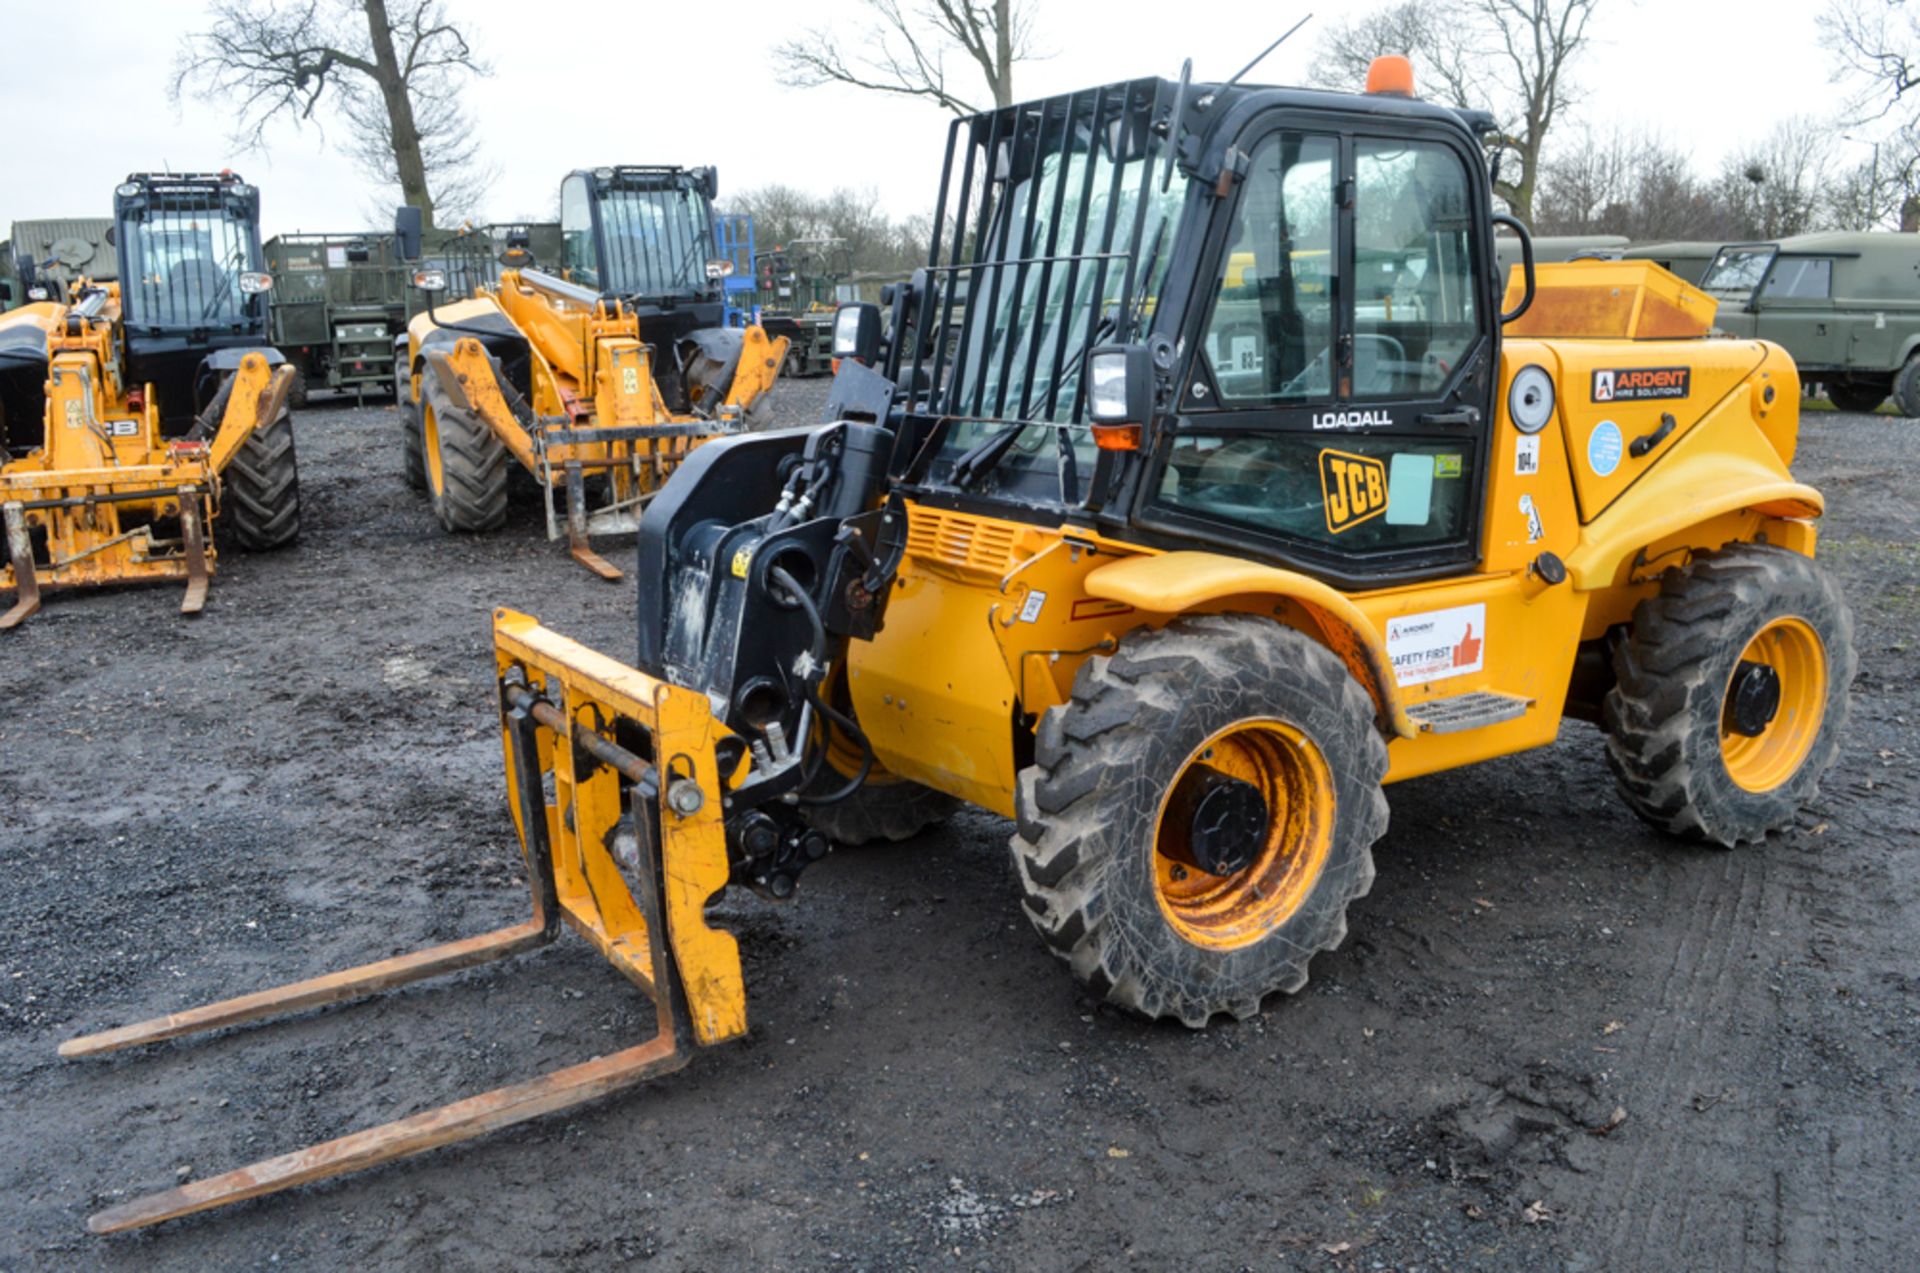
[0,379,1915,1271]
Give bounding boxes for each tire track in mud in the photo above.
[1593,848,1769,1270]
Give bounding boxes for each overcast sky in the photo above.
[2,0,1851,238]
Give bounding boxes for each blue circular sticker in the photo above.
[1588,419,1624,478]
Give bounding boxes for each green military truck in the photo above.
[752,238,853,377]
[1699,231,1920,415]
[267,222,561,403]
[1622,240,1722,285]
[1492,233,1628,281]
[265,232,407,403]
[1,218,118,310]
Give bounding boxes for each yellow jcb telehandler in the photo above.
[395,166,787,578]
[66,61,1852,1231]
[0,172,300,627]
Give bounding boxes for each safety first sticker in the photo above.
[1386,603,1486,686]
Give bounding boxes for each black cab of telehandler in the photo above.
[110,171,280,433]
[633,70,1528,781]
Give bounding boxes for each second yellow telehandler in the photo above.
[395,166,786,578]
[65,60,1852,1231]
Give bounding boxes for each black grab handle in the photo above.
[1631,412,1679,458]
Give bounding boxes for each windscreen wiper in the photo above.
[951,312,1118,490]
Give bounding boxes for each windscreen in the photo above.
[594,177,715,299]
[123,198,258,329]
[1700,246,1775,295]
[909,80,1184,503]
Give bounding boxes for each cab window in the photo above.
[1351,138,1477,396]
[1197,132,1337,403]
[561,175,597,287]
[1761,256,1832,300]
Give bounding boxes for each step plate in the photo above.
[1404,690,1534,734]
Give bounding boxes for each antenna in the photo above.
[1221,13,1313,91]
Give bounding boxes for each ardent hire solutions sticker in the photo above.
[1386,604,1486,686]
[1593,367,1690,402]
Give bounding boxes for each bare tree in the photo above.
[1714,118,1835,240]
[727,185,928,278]
[1817,1,1920,230]
[1313,0,1599,223]
[174,0,490,228]
[773,0,1038,115]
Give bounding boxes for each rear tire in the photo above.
[422,373,507,532]
[801,767,959,846]
[1893,357,1920,417]
[798,701,960,845]
[1826,381,1887,414]
[1604,543,1854,846]
[223,406,301,550]
[1012,615,1389,1027]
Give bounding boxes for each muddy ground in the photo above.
[1,380,1915,1272]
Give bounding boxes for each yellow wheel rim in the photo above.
[422,399,445,495]
[1720,616,1827,793]
[1152,719,1335,951]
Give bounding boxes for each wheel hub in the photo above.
[1164,764,1269,877]
[1724,659,1782,738]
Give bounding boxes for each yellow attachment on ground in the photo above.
[493,608,747,1046]
[1502,259,1717,340]
[1,289,293,627]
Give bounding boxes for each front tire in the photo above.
[421,373,507,532]
[223,406,301,550]
[1893,357,1920,417]
[1826,380,1887,414]
[1604,544,1854,846]
[1012,616,1389,1027]
[398,366,426,491]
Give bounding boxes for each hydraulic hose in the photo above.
[769,564,874,806]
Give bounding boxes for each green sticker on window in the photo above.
[1434,453,1463,478]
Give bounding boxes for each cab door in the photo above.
[1140,118,1498,587]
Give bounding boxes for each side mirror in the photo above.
[832,302,882,365]
[394,205,424,262]
[1085,343,1156,450]
[695,166,719,200]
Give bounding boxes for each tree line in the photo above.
[172,0,1920,253]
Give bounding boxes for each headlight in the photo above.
[116,182,142,199]
[238,271,273,295]
[412,268,447,292]
[593,166,615,181]
[704,258,735,280]
[1087,349,1130,422]
[27,286,49,301]
[1508,364,1554,434]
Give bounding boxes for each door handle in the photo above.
[1630,412,1678,458]
[1417,406,1481,426]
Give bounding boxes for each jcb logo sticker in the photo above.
[1320,449,1388,533]
[1593,366,1689,402]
